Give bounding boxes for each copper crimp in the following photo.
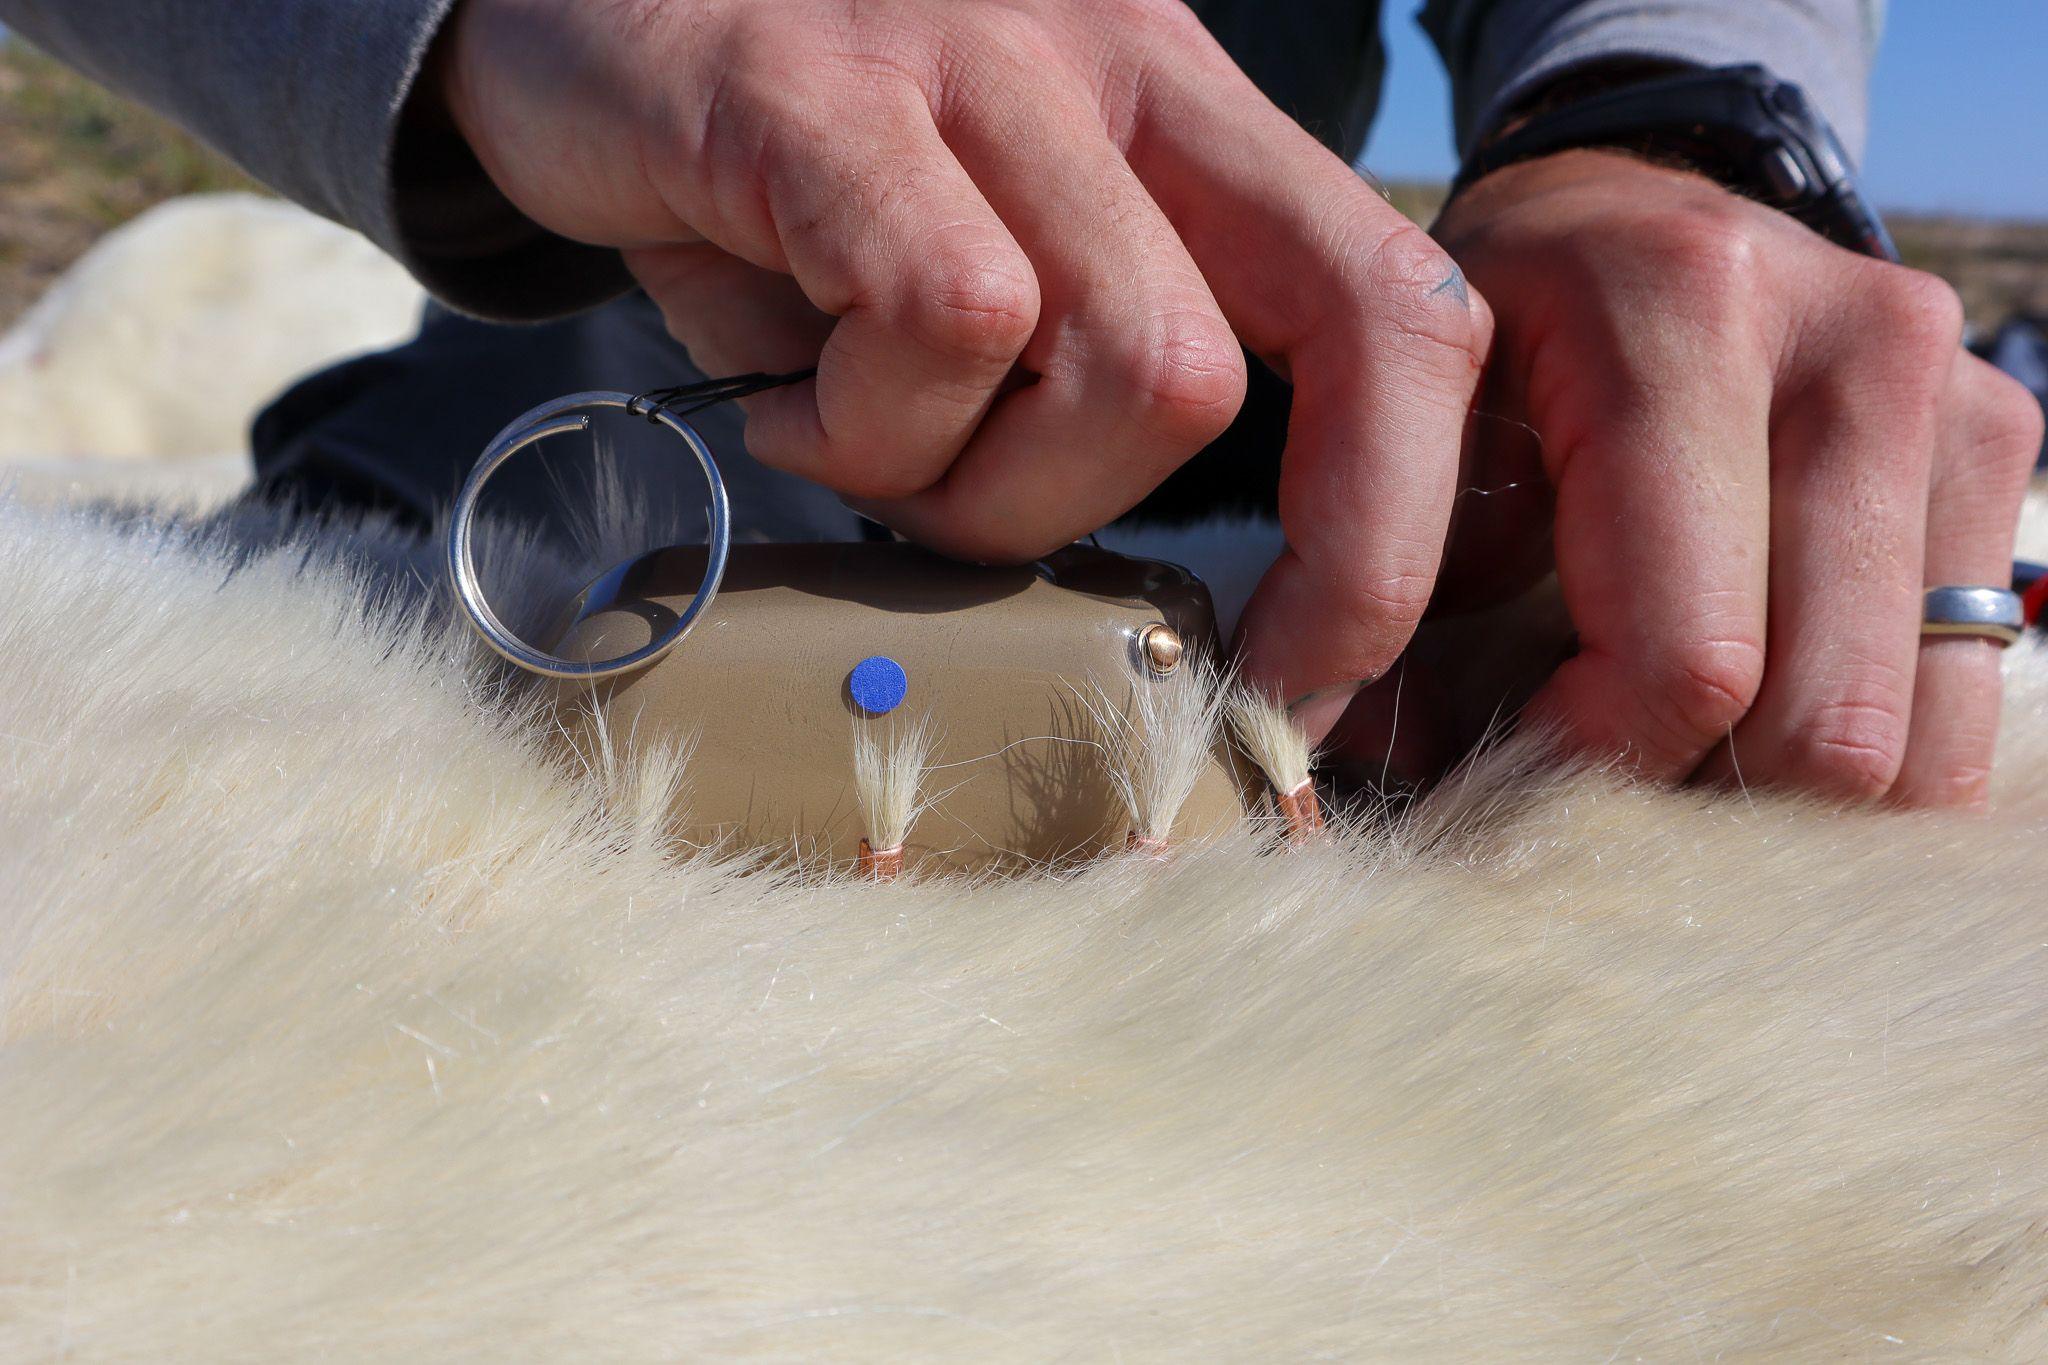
[857,839,905,880]
[1274,782,1324,844]
[1125,830,1170,857]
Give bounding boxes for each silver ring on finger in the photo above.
[1920,585,2024,647]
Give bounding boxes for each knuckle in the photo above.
[1358,223,1485,366]
[1934,363,2041,519]
[901,241,1040,368]
[1653,635,1766,742]
[1355,567,1435,626]
[1861,265,1966,358]
[717,23,823,124]
[1906,757,1995,811]
[1276,545,1440,684]
[1116,315,1248,449]
[1978,369,2047,479]
[1362,220,1455,290]
[1785,698,1910,800]
[1632,208,1762,296]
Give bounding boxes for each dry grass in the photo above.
[0,43,262,323]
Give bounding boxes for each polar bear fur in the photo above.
[0,194,421,462]
[4,198,2048,1359]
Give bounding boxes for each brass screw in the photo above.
[1138,622,1184,676]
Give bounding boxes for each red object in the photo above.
[2024,574,2048,629]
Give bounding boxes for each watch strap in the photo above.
[1451,63,1898,262]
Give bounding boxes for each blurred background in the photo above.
[2,8,2043,330]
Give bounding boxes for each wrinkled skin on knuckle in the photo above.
[1784,697,1911,800]
[1535,198,1770,340]
[1114,314,1248,451]
[1351,565,1436,632]
[1647,636,1766,752]
[1441,161,1786,357]
[896,236,1041,369]
[709,14,831,132]
[1355,222,1486,369]
[951,0,1200,134]
[1910,754,1996,810]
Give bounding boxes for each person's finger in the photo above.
[624,242,833,376]
[1697,266,1959,801]
[1108,23,1489,735]
[721,82,1042,500]
[861,54,1246,560]
[1509,231,1775,777]
[1891,351,2044,807]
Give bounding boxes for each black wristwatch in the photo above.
[1451,63,1899,263]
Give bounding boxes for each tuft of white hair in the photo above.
[565,696,698,855]
[1225,683,1316,800]
[851,715,936,858]
[1088,653,1229,849]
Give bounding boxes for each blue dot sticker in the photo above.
[848,655,909,716]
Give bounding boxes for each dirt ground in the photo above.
[0,44,259,323]
[3,41,2044,332]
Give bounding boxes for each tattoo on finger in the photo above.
[1428,265,1470,308]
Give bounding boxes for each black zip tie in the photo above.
[627,368,817,424]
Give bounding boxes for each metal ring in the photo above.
[1921,585,2024,647]
[446,391,732,681]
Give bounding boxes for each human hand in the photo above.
[437,0,1489,718]
[1342,150,2043,807]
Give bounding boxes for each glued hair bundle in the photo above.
[1090,654,1228,855]
[851,715,934,879]
[1226,687,1324,843]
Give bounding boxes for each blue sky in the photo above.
[1363,1,2048,220]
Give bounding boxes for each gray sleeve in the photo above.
[0,0,632,320]
[1418,0,1886,162]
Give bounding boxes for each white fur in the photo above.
[6,490,2048,1359]
[9,199,2048,1358]
[0,195,422,461]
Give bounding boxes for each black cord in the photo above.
[628,368,817,423]
[627,365,894,541]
